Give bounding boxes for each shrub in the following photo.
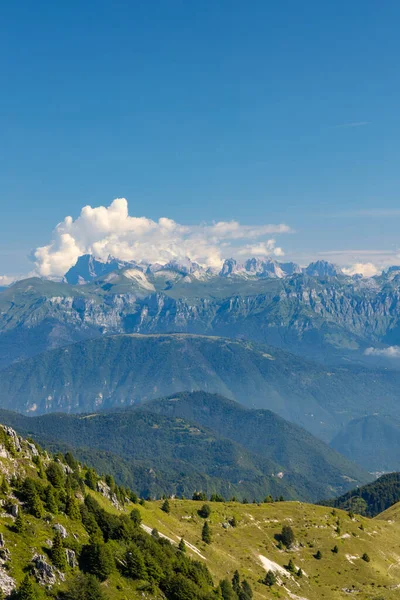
[198,504,211,518]
[362,553,370,562]
[264,570,276,586]
[281,525,295,548]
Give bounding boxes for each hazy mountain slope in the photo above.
[324,473,400,517]
[330,415,400,471]
[0,396,369,501]
[143,391,369,494]
[1,333,400,440]
[2,266,400,367]
[0,408,310,501]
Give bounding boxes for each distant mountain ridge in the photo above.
[2,333,400,442]
[63,254,332,284]
[330,415,400,471]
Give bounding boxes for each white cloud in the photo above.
[33,198,292,277]
[364,346,400,358]
[0,275,18,287]
[342,262,379,277]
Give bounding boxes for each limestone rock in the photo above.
[53,523,67,539]
[32,553,64,586]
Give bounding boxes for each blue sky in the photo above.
[1,1,400,278]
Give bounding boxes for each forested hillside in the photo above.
[0,392,370,502]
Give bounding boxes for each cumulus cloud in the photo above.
[33,198,292,277]
[342,262,379,277]
[364,346,400,358]
[0,275,18,287]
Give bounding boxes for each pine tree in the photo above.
[45,485,58,514]
[178,538,186,553]
[287,558,296,573]
[66,494,81,521]
[61,572,107,600]
[281,525,295,548]
[297,568,303,578]
[332,545,339,554]
[314,550,322,560]
[125,544,147,580]
[161,498,170,513]
[198,503,211,518]
[130,507,142,526]
[219,579,236,600]
[52,530,67,571]
[232,569,241,595]
[264,570,276,586]
[239,579,253,600]
[80,541,115,581]
[18,575,38,600]
[22,478,44,518]
[202,521,212,544]
[46,461,65,489]
[14,511,25,534]
[85,468,98,491]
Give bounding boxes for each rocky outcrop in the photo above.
[0,568,16,596]
[97,480,120,509]
[53,523,67,539]
[65,548,77,568]
[32,554,65,586]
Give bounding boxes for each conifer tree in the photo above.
[178,538,186,553]
[125,544,147,580]
[14,511,25,534]
[202,521,212,544]
[232,569,240,594]
[45,485,58,514]
[130,507,142,526]
[240,579,253,599]
[161,498,170,513]
[66,494,81,521]
[18,574,38,600]
[287,558,296,573]
[264,570,276,586]
[219,579,236,599]
[281,525,295,548]
[52,530,67,571]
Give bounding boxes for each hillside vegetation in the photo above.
[0,392,370,502]
[0,422,399,599]
[323,473,400,517]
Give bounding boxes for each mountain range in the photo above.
[2,255,400,370]
[1,333,400,446]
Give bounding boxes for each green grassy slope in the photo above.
[0,422,399,600]
[125,498,400,600]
